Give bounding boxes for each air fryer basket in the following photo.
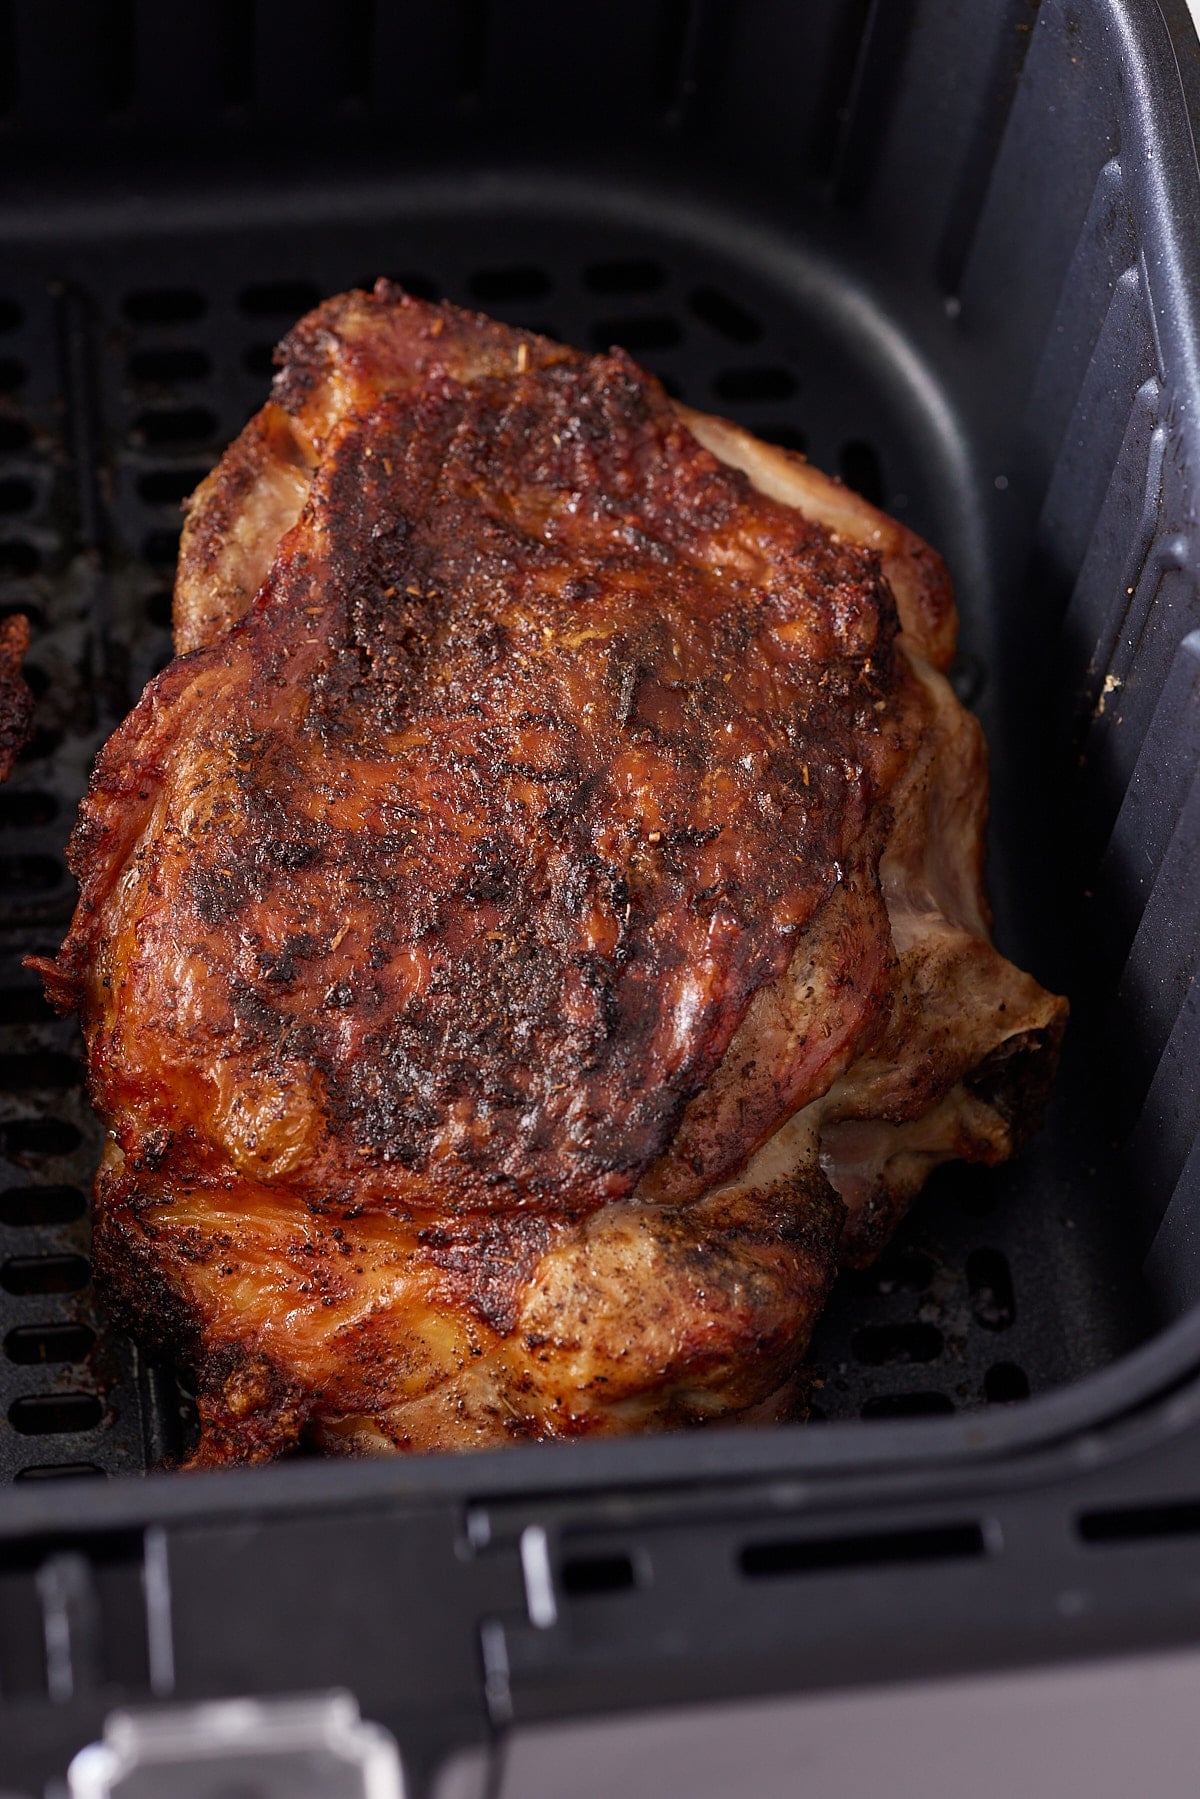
[2,2,1200,1793]
[0,203,1149,1480]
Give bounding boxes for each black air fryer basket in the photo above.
[2,2,1200,1793]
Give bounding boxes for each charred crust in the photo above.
[91,1195,207,1389]
[0,613,33,782]
[838,1186,903,1271]
[189,1348,309,1468]
[419,1209,559,1333]
[93,1192,310,1466]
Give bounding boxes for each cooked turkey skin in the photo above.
[32,286,1065,1461]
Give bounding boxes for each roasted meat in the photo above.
[0,613,34,781]
[33,286,1066,1461]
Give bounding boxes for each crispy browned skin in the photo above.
[0,613,33,781]
[34,287,1065,1460]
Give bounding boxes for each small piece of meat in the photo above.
[0,613,34,780]
[31,285,1065,1462]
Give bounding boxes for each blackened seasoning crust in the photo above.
[0,613,33,781]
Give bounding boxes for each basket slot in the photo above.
[1,1254,89,1296]
[1082,557,1197,897]
[740,1521,984,1579]
[5,1322,94,1363]
[828,0,916,208]
[1145,1133,1200,1312]
[845,0,1041,286]
[250,0,351,119]
[710,0,869,183]
[1096,631,1200,977]
[1058,378,1163,707]
[0,1186,85,1228]
[1078,449,1200,869]
[0,1115,81,1158]
[933,0,1041,294]
[11,0,127,130]
[1127,964,1200,1258]
[129,0,228,126]
[958,2,1121,424]
[1115,760,1200,1125]
[369,0,489,128]
[0,793,55,836]
[1039,294,1157,646]
[481,0,676,132]
[1023,160,1137,492]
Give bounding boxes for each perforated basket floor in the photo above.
[0,192,1150,1480]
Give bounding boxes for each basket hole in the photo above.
[6,1323,95,1365]
[18,727,64,764]
[1079,1501,1200,1544]
[560,1552,637,1596]
[0,359,26,393]
[0,1119,82,1158]
[133,406,218,448]
[750,421,808,454]
[220,0,255,107]
[583,258,665,295]
[340,0,374,100]
[0,540,39,577]
[469,266,552,304]
[713,366,798,403]
[145,590,173,628]
[838,439,885,508]
[688,287,762,344]
[967,1248,1016,1330]
[0,300,22,332]
[124,288,207,326]
[0,855,65,894]
[137,467,208,506]
[0,985,56,1024]
[741,1522,983,1579]
[143,529,181,568]
[238,280,322,318]
[0,1051,81,1089]
[129,347,211,384]
[591,315,682,354]
[0,417,32,454]
[15,1461,104,1480]
[9,1392,102,1435]
[0,790,57,828]
[841,1246,935,1298]
[1,1253,90,1295]
[851,1321,943,1365]
[0,476,33,514]
[243,343,277,379]
[861,1391,955,1419]
[984,1361,1029,1403]
[0,1185,86,1226]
